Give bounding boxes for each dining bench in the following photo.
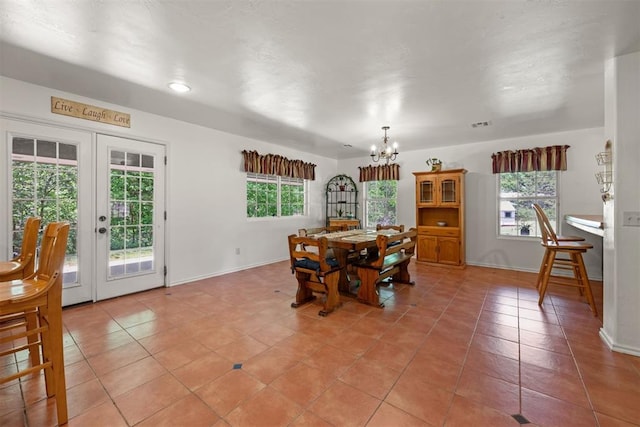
[353,228,417,307]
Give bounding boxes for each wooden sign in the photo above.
[51,96,131,128]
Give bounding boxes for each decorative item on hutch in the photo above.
[426,158,442,171]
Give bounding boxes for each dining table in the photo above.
[307,228,399,294]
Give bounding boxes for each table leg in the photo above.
[332,247,350,293]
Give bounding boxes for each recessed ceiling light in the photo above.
[168,82,191,93]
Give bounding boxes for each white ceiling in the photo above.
[1,0,639,159]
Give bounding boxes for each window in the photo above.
[498,171,558,237]
[11,137,78,284]
[364,180,397,229]
[246,173,306,218]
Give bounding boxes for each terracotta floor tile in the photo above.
[463,347,520,385]
[519,329,571,354]
[99,356,166,397]
[152,339,211,371]
[520,361,591,408]
[475,319,520,342]
[214,335,269,363]
[63,359,96,389]
[303,344,360,379]
[289,410,334,427]
[241,347,301,384]
[595,411,640,427]
[5,263,626,426]
[114,373,190,425]
[64,377,110,419]
[385,373,453,425]
[0,409,26,427]
[135,394,219,427]
[74,329,134,358]
[195,369,265,416]
[67,401,128,427]
[367,401,430,427]
[471,333,520,360]
[248,322,296,346]
[339,356,402,399]
[455,368,520,415]
[86,340,149,376]
[446,394,521,427]
[225,386,303,426]
[521,387,599,427]
[308,380,381,426]
[270,362,336,406]
[582,375,640,424]
[137,327,191,354]
[402,352,462,392]
[172,352,233,391]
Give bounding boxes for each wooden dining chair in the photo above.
[288,234,342,316]
[532,204,597,315]
[0,222,70,425]
[376,224,404,233]
[0,217,41,281]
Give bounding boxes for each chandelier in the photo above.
[370,126,399,163]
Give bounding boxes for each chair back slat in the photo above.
[35,222,70,282]
[532,204,559,245]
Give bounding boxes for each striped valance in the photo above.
[358,163,400,182]
[241,150,316,180]
[491,145,570,174]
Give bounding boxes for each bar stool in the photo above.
[0,222,70,425]
[532,205,585,290]
[532,204,597,316]
[0,217,42,368]
[0,217,41,281]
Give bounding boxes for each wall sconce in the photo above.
[595,140,613,202]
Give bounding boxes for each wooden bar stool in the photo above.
[532,205,585,290]
[0,217,42,368]
[532,205,597,316]
[0,217,41,281]
[0,222,70,425]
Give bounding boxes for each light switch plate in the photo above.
[622,211,640,226]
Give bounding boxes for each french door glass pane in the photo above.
[108,150,155,278]
[11,137,79,285]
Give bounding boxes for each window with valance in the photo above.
[358,163,400,182]
[241,150,316,180]
[358,163,400,229]
[491,145,570,173]
[492,145,570,238]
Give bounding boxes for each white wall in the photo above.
[338,128,605,279]
[602,52,640,356]
[0,77,337,287]
[0,75,607,288]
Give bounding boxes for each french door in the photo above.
[95,134,165,300]
[1,118,92,305]
[1,119,166,304]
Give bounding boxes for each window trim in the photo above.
[246,172,308,220]
[496,171,560,239]
[362,180,398,230]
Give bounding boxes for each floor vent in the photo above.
[512,414,530,424]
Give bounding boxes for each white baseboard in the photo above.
[599,328,640,357]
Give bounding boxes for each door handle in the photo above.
[98,227,107,234]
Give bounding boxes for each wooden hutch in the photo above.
[413,169,466,267]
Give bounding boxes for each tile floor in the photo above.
[2,261,639,426]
